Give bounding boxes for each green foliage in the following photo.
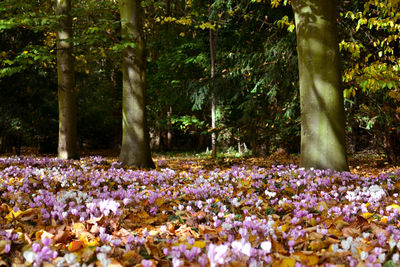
[1,0,398,161]
[339,0,400,161]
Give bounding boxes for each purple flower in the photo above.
[141,259,153,267]
[32,243,41,253]
[4,243,11,253]
[207,244,229,267]
[172,257,184,267]
[231,238,251,257]
[42,237,52,247]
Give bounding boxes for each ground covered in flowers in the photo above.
[1,155,400,267]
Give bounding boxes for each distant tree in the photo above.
[292,0,349,171]
[56,0,79,159]
[119,0,155,168]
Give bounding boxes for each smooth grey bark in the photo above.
[57,0,79,159]
[119,0,155,168]
[292,0,349,171]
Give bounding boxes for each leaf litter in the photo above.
[0,155,400,266]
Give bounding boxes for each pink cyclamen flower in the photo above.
[231,238,251,257]
[207,244,229,267]
[141,259,153,267]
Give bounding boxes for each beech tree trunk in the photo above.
[119,0,155,168]
[292,0,349,171]
[57,0,79,159]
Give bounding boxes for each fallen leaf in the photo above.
[273,257,296,267]
[68,240,84,252]
[292,251,319,266]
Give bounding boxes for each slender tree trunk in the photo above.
[167,106,172,150]
[119,0,155,168]
[209,27,217,158]
[56,0,79,159]
[165,2,172,151]
[292,0,349,171]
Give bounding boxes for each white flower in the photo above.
[345,191,357,202]
[278,198,287,206]
[362,232,370,239]
[264,190,276,198]
[366,185,386,202]
[65,253,78,264]
[97,253,110,267]
[98,245,112,254]
[23,250,36,263]
[222,222,233,231]
[360,251,368,261]
[389,239,396,249]
[392,253,399,263]
[260,241,272,253]
[378,253,386,263]
[341,236,353,251]
[331,244,339,252]
[232,198,241,207]
[160,225,167,233]
[99,199,120,216]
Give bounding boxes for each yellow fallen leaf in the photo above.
[155,198,165,206]
[35,230,54,240]
[193,240,206,248]
[361,212,374,219]
[273,257,296,267]
[79,234,99,247]
[279,223,289,232]
[72,222,86,232]
[5,210,23,221]
[292,252,319,266]
[308,240,329,251]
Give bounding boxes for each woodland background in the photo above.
[0,0,399,162]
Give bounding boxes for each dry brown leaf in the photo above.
[341,226,361,237]
[292,251,319,266]
[81,247,95,262]
[369,221,387,235]
[271,238,288,254]
[308,231,324,240]
[308,239,329,251]
[122,250,143,265]
[68,240,84,252]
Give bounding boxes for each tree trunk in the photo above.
[292,0,349,171]
[119,0,155,168]
[209,27,217,158]
[57,0,79,160]
[167,106,172,150]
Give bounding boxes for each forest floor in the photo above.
[0,151,400,266]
